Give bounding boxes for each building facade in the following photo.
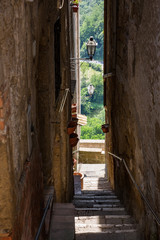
[0,0,79,239]
[104,0,160,238]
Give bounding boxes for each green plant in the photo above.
[72,0,81,4]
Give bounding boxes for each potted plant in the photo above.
[71,103,77,117]
[67,122,77,134]
[71,103,77,113]
[69,133,79,147]
[101,123,109,133]
[71,0,80,12]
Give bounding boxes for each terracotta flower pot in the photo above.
[72,4,79,12]
[67,126,76,135]
[69,133,79,147]
[70,137,79,147]
[72,117,78,122]
[71,107,77,113]
[68,120,77,127]
[101,123,109,133]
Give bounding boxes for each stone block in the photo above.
[0,109,4,118]
[0,120,5,130]
[0,97,3,109]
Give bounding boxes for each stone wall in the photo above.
[104,0,160,238]
[0,0,45,238]
[0,0,74,239]
[79,140,105,164]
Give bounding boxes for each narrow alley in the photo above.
[74,164,140,240]
[49,164,141,240]
[0,0,160,240]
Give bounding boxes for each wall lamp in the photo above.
[87,84,95,96]
[70,36,98,62]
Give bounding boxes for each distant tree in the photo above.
[80,0,104,61]
[80,1,104,139]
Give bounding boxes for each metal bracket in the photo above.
[103,72,115,79]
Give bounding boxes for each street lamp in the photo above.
[87,84,95,96]
[70,36,98,62]
[86,36,98,60]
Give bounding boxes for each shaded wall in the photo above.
[104,0,160,238]
[0,0,44,239]
[0,0,74,239]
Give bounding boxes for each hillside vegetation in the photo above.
[80,0,104,140]
[80,0,104,61]
[80,62,105,139]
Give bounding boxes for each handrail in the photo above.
[35,195,53,240]
[108,152,160,225]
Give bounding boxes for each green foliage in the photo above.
[80,63,105,139]
[80,0,104,139]
[81,110,105,139]
[81,64,103,117]
[80,0,104,61]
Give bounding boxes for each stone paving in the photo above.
[48,164,141,240]
[74,164,141,240]
[49,203,75,240]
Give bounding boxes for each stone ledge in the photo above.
[80,140,105,143]
[79,147,103,153]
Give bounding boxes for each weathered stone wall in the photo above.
[0,0,74,239]
[0,0,45,239]
[105,0,160,238]
[79,140,105,164]
[80,140,105,151]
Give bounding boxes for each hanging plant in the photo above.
[70,0,81,12]
[69,133,79,147]
[101,123,109,133]
[71,0,80,5]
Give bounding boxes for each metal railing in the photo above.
[108,152,160,225]
[35,195,53,240]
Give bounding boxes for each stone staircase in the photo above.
[74,166,140,240]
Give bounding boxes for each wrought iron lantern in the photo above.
[86,36,98,60]
[87,84,95,96]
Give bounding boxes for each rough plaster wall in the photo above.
[37,0,73,202]
[111,0,160,238]
[51,3,73,202]
[0,0,44,237]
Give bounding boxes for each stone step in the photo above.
[75,207,127,216]
[93,204,122,208]
[84,179,109,182]
[76,230,140,240]
[82,190,115,195]
[74,195,117,200]
[75,215,106,224]
[75,223,137,233]
[83,186,112,189]
[74,199,120,203]
[83,181,110,186]
[105,215,134,224]
[75,203,122,208]
[83,187,113,191]
[49,203,75,240]
[75,215,134,225]
[80,171,105,177]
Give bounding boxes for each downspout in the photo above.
[103,0,107,108]
[103,0,117,187]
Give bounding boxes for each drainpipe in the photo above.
[103,0,117,187]
[103,0,107,108]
